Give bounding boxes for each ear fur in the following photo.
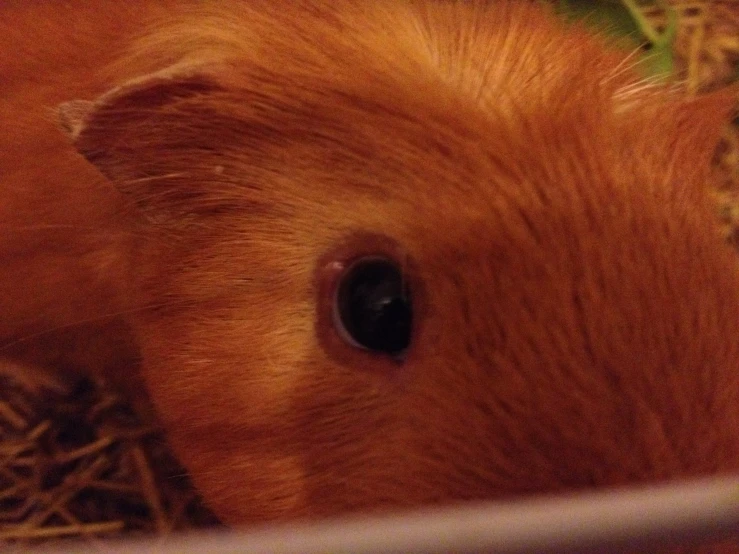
[59,62,222,144]
[58,64,224,180]
[58,100,96,138]
[622,87,737,201]
[669,89,736,166]
[57,63,228,218]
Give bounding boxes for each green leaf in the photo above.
[545,0,678,80]
[554,0,643,44]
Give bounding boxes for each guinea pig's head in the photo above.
[62,1,739,526]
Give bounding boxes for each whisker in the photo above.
[602,46,645,83]
[121,172,189,185]
[0,298,197,352]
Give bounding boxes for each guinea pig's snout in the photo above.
[407,229,739,501]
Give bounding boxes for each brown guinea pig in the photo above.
[2,0,739,535]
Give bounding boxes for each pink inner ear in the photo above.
[55,64,230,217]
[57,100,95,139]
[59,61,223,149]
[95,76,220,115]
[58,62,225,186]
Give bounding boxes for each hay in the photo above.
[1,0,737,548]
[0,369,219,549]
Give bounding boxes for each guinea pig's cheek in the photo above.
[181,449,308,524]
[227,320,316,422]
[141,315,310,425]
[137,320,315,523]
[149,385,309,523]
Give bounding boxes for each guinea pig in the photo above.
[2,0,739,538]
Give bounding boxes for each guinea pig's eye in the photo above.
[333,257,412,357]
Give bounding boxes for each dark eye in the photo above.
[333,257,413,357]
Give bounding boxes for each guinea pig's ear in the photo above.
[649,88,736,199]
[57,63,227,212]
[673,89,735,158]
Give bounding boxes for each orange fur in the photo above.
[2,1,738,549]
